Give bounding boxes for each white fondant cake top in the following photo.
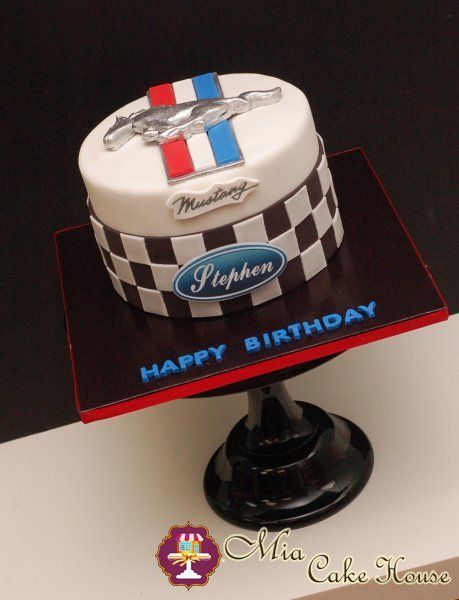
[79,73,319,237]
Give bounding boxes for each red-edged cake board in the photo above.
[55,149,448,423]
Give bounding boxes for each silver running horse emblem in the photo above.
[103,87,282,151]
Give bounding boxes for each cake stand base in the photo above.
[204,381,373,530]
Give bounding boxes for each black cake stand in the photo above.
[55,149,447,529]
[197,355,375,530]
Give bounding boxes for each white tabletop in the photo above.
[1,316,458,600]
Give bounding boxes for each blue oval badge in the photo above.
[173,243,288,302]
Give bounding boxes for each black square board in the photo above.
[55,149,447,422]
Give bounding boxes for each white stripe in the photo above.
[180,533,186,541]
[172,78,196,103]
[172,78,216,170]
[187,134,217,170]
[197,534,203,541]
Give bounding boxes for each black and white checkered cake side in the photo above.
[89,136,344,318]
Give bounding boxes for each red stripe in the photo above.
[147,83,194,179]
[147,83,176,106]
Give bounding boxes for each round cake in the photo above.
[79,72,343,318]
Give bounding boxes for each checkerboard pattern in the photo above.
[89,135,344,318]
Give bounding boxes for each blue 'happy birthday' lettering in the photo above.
[139,301,377,383]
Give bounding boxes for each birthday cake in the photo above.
[79,72,343,318]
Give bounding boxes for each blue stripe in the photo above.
[192,73,241,165]
[192,73,220,100]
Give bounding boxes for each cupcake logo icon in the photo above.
[156,522,221,589]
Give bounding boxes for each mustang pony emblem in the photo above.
[103,88,282,151]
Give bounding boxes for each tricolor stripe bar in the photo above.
[147,84,194,179]
[192,73,242,165]
[148,74,243,182]
[172,79,217,171]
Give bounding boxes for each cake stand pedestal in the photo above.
[204,376,373,530]
[54,149,447,529]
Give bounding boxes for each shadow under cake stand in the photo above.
[55,149,447,529]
